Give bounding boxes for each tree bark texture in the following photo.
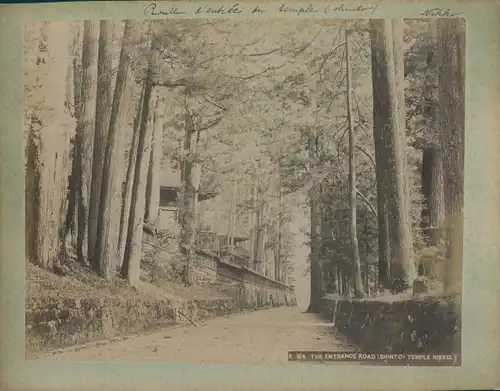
[76,21,99,265]
[370,19,415,293]
[392,19,415,264]
[25,21,76,270]
[117,84,145,270]
[421,20,445,252]
[64,21,83,248]
[89,20,114,268]
[95,21,136,280]
[437,19,465,295]
[346,31,365,298]
[179,103,196,285]
[122,41,157,287]
[306,133,323,312]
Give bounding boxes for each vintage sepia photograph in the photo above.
[24,17,464,366]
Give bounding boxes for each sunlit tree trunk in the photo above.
[76,21,99,265]
[438,19,465,295]
[89,20,114,268]
[306,132,323,312]
[346,30,365,298]
[392,19,414,262]
[25,21,76,270]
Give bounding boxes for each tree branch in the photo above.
[194,114,225,132]
[356,190,378,218]
[245,47,281,57]
[355,144,376,168]
[240,64,286,80]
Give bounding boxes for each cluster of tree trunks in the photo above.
[307,18,465,310]
[26,21,168,287]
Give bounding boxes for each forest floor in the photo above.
[26,259,233,304]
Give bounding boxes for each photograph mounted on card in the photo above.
[1,1,499,391]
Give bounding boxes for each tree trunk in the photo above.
[262,204,269,276]
[370,19,415,293]
[191,161,202,253]
[179,102,199,285]
[346,31,365,298]
[331,261,338,293]
[363,212,370,294]
[338,270,343,296]
[249,180,256,267]
[421,148,445,247]
[88,21,114,268]
[117,85,145,270]
[438,19,465,295]
[76,21,99,265]
[214,197,220,255]
[230,174,238,255]
[25,21,76,270]
[306,133,323,312]
[254,190,263,272]
[64,21,83,249]
[257,203,267,272]
[94,21,136,281]
[145,98,166,223]
[392,19,414,257]
[421,20,445,252]
[274,159,282,282]
[121,41,157,287]
[370,22,391,290]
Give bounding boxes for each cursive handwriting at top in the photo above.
[325,3,378,16]
[278,4,319,16]
[144,3,186,16]
[252,5,266,14]
[421,8,462,17]
[195,3,244,15]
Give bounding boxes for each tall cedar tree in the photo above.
[306,132,323,312]
[438,19,465,294]
[76,21,99,265]
[122,36,159,286]
[89,21,114,269]
[346,30,365,298]
[118,85,145,269]
[26,21,75,270]
[95,21,137,280]
[370,19,415,293]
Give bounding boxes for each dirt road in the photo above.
[41,307,357,365]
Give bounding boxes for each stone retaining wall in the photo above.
[320,295,461,354]
[27,277,296,355]
[26,297,242,355]
[216,260,297,309]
